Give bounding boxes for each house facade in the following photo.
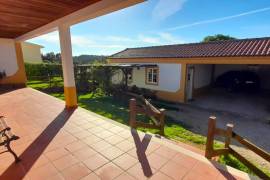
[21,42,43,63]
[109,37,270,103]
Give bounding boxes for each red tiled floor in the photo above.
[115,140,135,152]
[114,172,136,180]
[61,163,91,180]
[0,88,249,180]
[83,153,109,171]
[160,161,189,179]
[112,153,138,170]
[45,148,70,161]
[81,173,101,180]
[52,154,79,171]
[95,162,123,180]
[99,146,124,160]
[72,146,97,161]
[149,172,173,180]
[147,152,169,169]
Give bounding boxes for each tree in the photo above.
[202,34,236,43]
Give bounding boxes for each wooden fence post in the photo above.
[159,109,165,135]
[129,98,137,128]
[205,116,216,159]
[225,123,234,148]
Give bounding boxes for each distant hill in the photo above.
[42,52,107,64]
[73,55,107,64]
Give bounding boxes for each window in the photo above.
[146,67,158,85]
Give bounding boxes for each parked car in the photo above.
[215,70,260,92]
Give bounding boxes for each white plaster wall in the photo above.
[0,38,18,76]
[112,63,181,92]
[21,42,42,63]
[193,64,212,89]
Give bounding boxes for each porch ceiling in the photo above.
[0,0,100,38]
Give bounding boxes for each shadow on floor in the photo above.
[131,129,153,177]
[0,108,75,179]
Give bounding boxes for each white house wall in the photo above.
[112,63,181,92]
[21,42,42,63]
[193,64,212,89]
[0,38,18,77]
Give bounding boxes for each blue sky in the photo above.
[28,0,270,56]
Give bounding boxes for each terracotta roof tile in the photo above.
[110,37,270,59]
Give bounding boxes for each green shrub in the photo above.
[25,63,62,79]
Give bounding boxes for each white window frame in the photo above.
[146,67,159,85]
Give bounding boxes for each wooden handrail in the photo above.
[232,132,270,162]
[129,98,165,135]
[205,116,270,179]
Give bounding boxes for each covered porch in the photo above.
[0,88,248,179]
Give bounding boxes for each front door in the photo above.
[186,66,194,101]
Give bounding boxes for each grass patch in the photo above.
[27,79,270,177]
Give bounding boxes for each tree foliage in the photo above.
[41,52,107,64]
[202,34,236,43]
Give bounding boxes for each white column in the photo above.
[58,25,75,87]
[58,24,77,108]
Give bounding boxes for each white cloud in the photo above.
[166,6,270,31]
[138,34,161,44]
[152,0,187,22]
[29,31,185,55]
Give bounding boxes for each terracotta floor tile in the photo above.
[88,127,105,134]
[83,154,109,171]
[147,152,169,169]
[95,130,114,139]
[90,140,113,152]
[72,146,97,161]
[22,154,49,170]
[115,140,135,152]
[61,163,91,180]
[154,146,178,159]
[27,163,58,180]
[191,162,220,179]
[172,153,198,169]
[100,146,124,160]
[95,162,123,180]
[80,122,96,130]
[117,130,132,139]
[149,172,173,180]
[127,147,138,158]
[114,172,136,180]
[52,154,79,171]
[108,126,124,134]
[82,135,102,145]
[160,161,189,179]
[73,130,92,139]
[65,140,87,152]
[81,172,101,180]
[127,163,156,180]
[45,148,70,161]
[113,153,138,170]
[105,135,124,145]
[49,173,65,180]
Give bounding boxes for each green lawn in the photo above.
[27,79,270,177]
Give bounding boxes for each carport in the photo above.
[186,62,270,120]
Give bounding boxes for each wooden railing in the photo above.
[205,116,270,179]
[129,96,165,135]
